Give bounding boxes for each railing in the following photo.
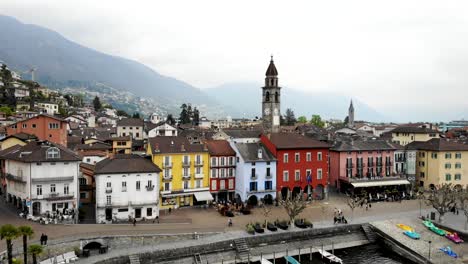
[105,187,112,193]
[385,162,393,166]
[121,187,127,192]
[342,175,405,183]
[368,163,374,167]
[346,163,354,168]
[250,174,258,180]
[194,174,204,179]
[163,175,173,181]
[162,162,173,169]
[265,174,272,179]
[145,185,155,191]
[182,161,191,167]
[182,174,192,180]
[194,161,204,167]
[246,187,275,194]
[357,163,364,168]
[33,192,75,201]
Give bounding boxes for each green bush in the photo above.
[245,224,255,234]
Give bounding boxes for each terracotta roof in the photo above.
[94,154,161,174]
[235,142,276,162]
[0,132,37,142]
[15,113,66,124]
[267,133,330,149]
[205,140,236,156]
[223,129,262,139]
[391,126,438,134]
[406,138,468,151]
[0,141,81,162]
[75,142,112,151]
[148,136,208,154]
[117,118,144,127]
[80,163,95,171]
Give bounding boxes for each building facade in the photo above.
[0,141,81,216]
[261,133,330,200]
[116,118,144,140]
[205,140,236,202]
[6,114,68,146]
[147,137,212,209]
[231,142,277,205]
[391,126,439,146]
[94,154,161,223]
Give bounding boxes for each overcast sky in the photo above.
[2,0,468,121]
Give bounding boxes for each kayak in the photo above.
[404,230,421,239]
[423,220,435,228]
[396,224,414,232]
[440,246,458,258]
[423,220,446,236]
[446,232,464,244]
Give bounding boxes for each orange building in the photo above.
[6,114,68,146]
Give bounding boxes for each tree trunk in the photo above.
[465,219,467,231]
[32,254,37,264]
[23,235,28,264]
[438,213,445,223]
[7,239,13,264]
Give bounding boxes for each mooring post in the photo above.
[310,246,312,261]
[298,248,301,261]
[286,249,288,257]
[273,251,276,264]
[332,241,334,255]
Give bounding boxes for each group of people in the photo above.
[333,208,348,224]
[40,233,48,245]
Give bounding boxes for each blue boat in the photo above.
[284,256,301,264]
[403,231,420,239]
[440,246,458,258]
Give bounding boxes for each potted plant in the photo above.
[276,220,289,230]
[294,219,307,229]
[266,221,277,232]
[253,222,264,233]
[303,219,313,228]
[246,223,255,235]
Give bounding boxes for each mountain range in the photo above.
[0,14,387,121]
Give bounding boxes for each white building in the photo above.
[116,118,144,140]
[230,142,277,205]
[1,141,81,216]
[149,113,163,124]
[94,154,161,223]
[35,102,59,115]
[198,117,211,129]
[145,121,178,138]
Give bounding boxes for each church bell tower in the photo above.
[262,56,281,133]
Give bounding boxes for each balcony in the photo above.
[250,174,258,180]
[33,192,75,201]
[6,173,26,183]
[246,188,275,194]
[194,161,204,167]
[182,161,191,167]
[146,185,155,191]
[163,175,173,181]
[105,187,112,193]
[356,163,364,168]
[162,162,173,169]
[122,187,127,192]
[368,163,374,167]
[182,174,192,180]
[194,173,204,179]
[265,174,272,179]
[346,163,354,169]
[385,161,393,166]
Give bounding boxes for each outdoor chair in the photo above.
[55,254,66,264]
[63,251,79,262]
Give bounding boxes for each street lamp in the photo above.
[428,240,432,262]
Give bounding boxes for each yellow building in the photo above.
[108,136,132,154]
[147,137,212,209]
[391,126,439,146]
[0,133,37,150]
[408,138,468,189]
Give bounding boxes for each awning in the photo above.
[194,191,214,201]
[351,180,411,188]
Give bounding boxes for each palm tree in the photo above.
[0,224,20,264]
[28,244,43,264]
[18,226,34,264]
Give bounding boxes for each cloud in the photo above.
[1,0,468,121]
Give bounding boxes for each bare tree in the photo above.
[346,195,367,222]
[278,190,308,226]
[416,189,426,217]
[456,189,468,230]
[424,183,457,223]
[261,203,272,226]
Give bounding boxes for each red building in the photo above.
[205,140,236,202]
[261,133,330,199]
[6,114,68,146]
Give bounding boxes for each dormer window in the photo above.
[46,147,60,159]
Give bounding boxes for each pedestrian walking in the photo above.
[228,218,233,227]
[44,234,48,245]
[40,234,45,245]
[133,218,136,226]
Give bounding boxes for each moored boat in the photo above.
[440,246,458,258]
[396,224,414,232]
[403,230,421,239]
[446,232,464,244]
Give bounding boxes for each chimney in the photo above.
[181,144,185,152]
[154,143,160,152]
[258,148,263,159]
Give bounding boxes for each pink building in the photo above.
[329,139,410,194]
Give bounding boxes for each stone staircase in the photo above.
[194,253,202,264]
[362,224,378,243]
[234,238,250,261]
[129,254,141,264]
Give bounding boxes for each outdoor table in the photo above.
[83,249,90,257]
[99,246,108,254]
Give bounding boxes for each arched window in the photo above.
[275,92,279,102]
[46,147,60,159]
[265,91,270,102]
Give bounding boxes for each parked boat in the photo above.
[284,256,301,264]
[403,230,421,240]
[422,220,446,236]
[317,249,343,264]
[396,224,414,232]
[446,232,464,244]
[440,246,458,258]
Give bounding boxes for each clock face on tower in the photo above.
[264,108,270,115]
